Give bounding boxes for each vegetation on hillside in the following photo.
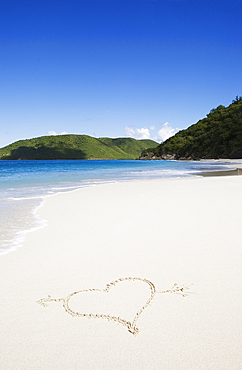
[140,97,242,160]
[0,135,157,160]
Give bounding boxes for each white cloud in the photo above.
[125,122,179,143]
[156,122,179,142]
[125,126,151,139]
[135,128,150,139]
[47,131,68,136]
[124,126,135,137]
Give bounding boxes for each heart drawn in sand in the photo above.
[37,277,192,335]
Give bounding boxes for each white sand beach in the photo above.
[1,175,242,369]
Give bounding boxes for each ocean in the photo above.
[0,159,235,254]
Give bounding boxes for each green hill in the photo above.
[140,97,242,160]
[0,135,157,160]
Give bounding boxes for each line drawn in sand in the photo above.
[37,277,193,335]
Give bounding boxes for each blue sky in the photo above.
[1,0,242,148]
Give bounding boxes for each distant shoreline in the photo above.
[200,168,242,177]
[200,159,242,177]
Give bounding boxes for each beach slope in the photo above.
[1,176,242,369]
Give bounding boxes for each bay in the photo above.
[0,159,234,254]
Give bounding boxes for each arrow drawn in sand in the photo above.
[37,277,193,335]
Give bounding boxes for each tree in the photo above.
[232,96,242,104]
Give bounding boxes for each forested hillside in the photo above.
[0,135,157,160]
[140,97,242,160]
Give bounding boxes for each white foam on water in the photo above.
[0,197,47,255]
[0,180,120,254]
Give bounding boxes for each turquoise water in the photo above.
[0,159,234,254]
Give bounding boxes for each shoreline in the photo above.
[1,175,242,369]
[200,168,242,177]
[1,159,242,256]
